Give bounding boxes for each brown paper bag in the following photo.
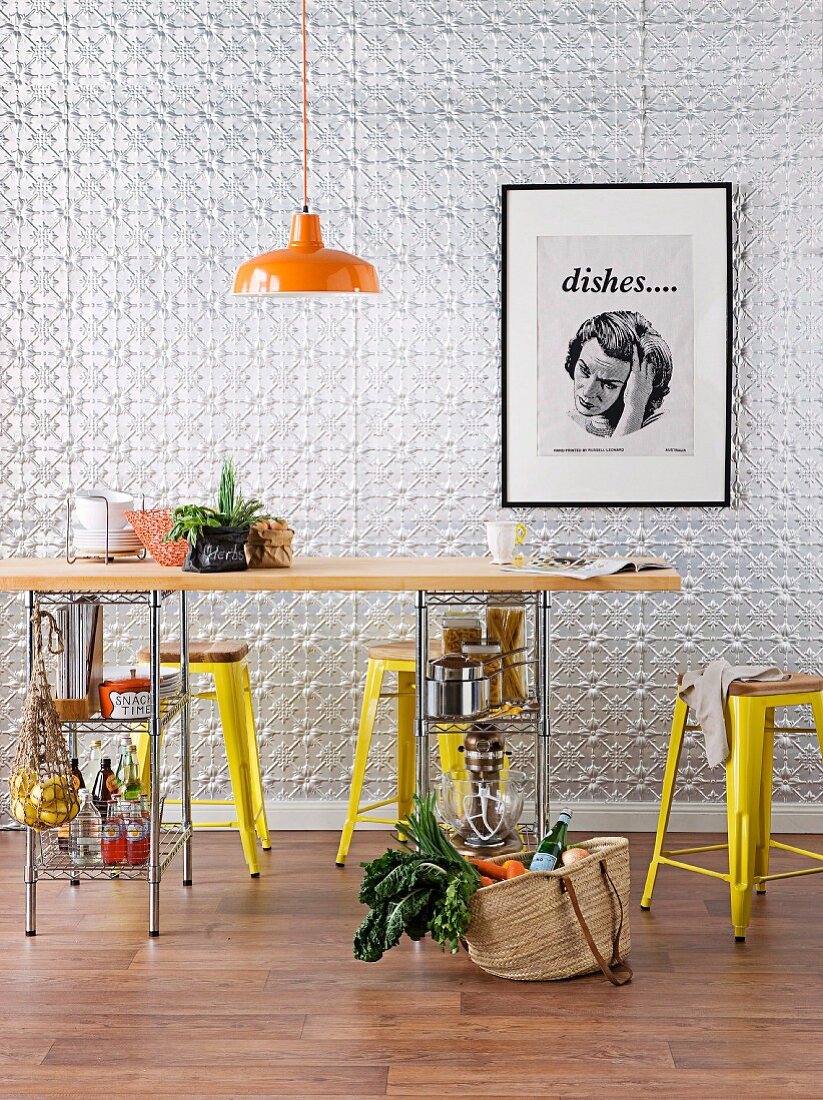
[246,524,295,568]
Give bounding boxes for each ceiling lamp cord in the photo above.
[231,0,379,294]
[301,0,309,213]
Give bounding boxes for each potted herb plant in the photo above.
[166,459,267,573]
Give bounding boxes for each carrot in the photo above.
[467,857,508,880]
[502,859,527,879]
[478,875,495,887]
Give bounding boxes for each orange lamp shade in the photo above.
[232,213,379,296]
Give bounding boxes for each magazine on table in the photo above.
[499,555,671,580]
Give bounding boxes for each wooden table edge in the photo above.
[0,556,682,594]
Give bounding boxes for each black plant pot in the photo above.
[183,525,250,573]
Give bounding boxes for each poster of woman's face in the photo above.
[502,185,731,506]
[536,234,694,458]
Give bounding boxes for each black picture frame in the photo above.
[501,182,733,508]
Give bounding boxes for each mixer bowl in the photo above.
[437,768,526,851]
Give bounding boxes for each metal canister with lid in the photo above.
[461,642,503,708]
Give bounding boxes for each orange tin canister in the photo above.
[99,670,151,720]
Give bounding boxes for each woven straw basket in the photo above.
[464,837,632,984]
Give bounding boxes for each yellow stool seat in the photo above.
[335,639,461,866]
[642,672,823,940]
[135,640,269,877]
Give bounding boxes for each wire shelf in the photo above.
[423,590,539,609]
[425,710,541,731]
[60,691,190,734]
[35,824,191,882]
[31,590,178,607]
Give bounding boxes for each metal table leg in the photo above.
[414,590,430,799]
[148,590,162,936]
[536,591,552,838]
[179,590,192,886]
[24,591,36,936]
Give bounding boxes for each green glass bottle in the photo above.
[529,810,572,872]
[121,746,143,801]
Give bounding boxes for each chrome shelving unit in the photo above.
[36,824,191,882]
[414,588,552,836]
[22,587,192,937]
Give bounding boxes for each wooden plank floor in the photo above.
[0,828,822,1098]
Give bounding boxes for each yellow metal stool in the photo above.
[335,640,463,867]
[135,640,270,878]
[642,672,823,940]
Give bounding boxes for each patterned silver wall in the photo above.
[1,0,821,818]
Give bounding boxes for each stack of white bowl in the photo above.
[73,489,142,556]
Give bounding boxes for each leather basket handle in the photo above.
[560,859,633,987]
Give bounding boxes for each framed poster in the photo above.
[502,183,732,507]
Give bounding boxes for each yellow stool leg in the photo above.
[136,725,151,794]
[754,708,775,894]
[241,661,271,851]
[726,696,767,941]
[336,659,385,867]
[396,671,415,828]
[810,692,823,767]
[212,663,260,877]
[437,725,464,776]
[641,694,689,909]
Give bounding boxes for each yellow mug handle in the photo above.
[514,522,527,546]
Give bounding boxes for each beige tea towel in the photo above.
[679,659,788,767]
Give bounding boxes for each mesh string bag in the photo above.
[8,603,79,831]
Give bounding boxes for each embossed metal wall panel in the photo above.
[0,1,820,817]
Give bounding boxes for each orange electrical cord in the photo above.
[302,0,309,212]
[231,0,379,293]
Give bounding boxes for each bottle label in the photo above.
[106,775,119,794]
[126,821,147,841]
[530,851,559,872]
[102,820,123,840]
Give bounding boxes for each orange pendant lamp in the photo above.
[233,0,379,296]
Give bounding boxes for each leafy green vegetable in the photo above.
[353,794,480,963]
[166,458,268,545]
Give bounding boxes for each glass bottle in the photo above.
[92,756,118,820]
[121,745,143,801]
[115,734,133,790]
[529,810,572,872]
[58,757,86,853]
[101,800,127,867]
[69,790,101,867]
[125,799,150,865]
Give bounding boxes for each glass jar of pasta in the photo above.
[441,613,482,656]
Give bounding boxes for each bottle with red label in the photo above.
[101,800,127,867]
[125,798,150,865]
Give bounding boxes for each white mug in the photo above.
[485,521,527,565]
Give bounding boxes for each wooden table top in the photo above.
[0,555,681,594]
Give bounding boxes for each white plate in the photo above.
[75,527,140,537]
[104,665,181,693]
[75,524,138,537]
[74,533,143,548]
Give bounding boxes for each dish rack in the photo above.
[65,495,147,564]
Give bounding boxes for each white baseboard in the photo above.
[163,799,823,833]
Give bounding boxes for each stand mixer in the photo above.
[437,725,525,857]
